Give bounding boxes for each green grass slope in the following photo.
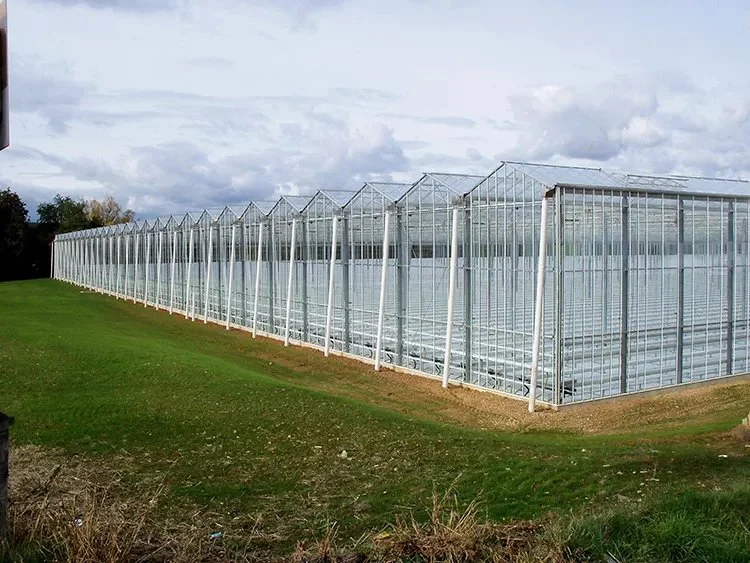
[1,280,748,560]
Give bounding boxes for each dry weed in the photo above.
[0,445,244,562]
[370,486,543,563]
[287,480,557,563]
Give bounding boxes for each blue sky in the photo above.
[4,0,750,216]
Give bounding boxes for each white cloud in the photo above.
[4,1,750,218]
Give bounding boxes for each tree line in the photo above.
[0,188,135,281]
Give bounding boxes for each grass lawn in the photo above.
[1,279,749,561]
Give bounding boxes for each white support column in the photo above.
[116,236,122,298]
[374,209,392,371]
[50,241,55,279]
[156,230,164,309]
[284,218,297,346]
[115,236,119,294]
[82,239,87,287]
[225,224,237,329]
[98,238,103,290]
[324,217,339,356]
[74,240,78,284]
[442,206,460,388]
[81,239,89,287]
[204,225,214,323]
[108,236,114,294]
[92,238,96,288]
[93,238,97,289]
[81,239,85,286]
[144,232,151,308]
[124,235,130,299]
[90,239,94,288]
[83,240,87,286]
[528,195,550,413]
[169,230,177,314]
[81,240,85,286]
[252,222,264,338]
[133,233,140,303]
[90,238,95,288]
[185,228,194,319]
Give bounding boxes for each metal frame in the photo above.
[51,162,750,410]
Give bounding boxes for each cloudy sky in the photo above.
[4,0,750,217]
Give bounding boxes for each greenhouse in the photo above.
[52,161,750,410]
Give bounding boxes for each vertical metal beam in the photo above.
[528,195,551,412]
[124,235,130,299]
[554,188,564,405]
[602,198,609,334]
[442,206,461,388]
[185,229,194,319]
[133,233,140,303]
[144,232,151,308]
[324,217,339,356]
[217,225,224,319]
[342,213,351,353]
[204,225,213,323]
[267,220,275,333]
[252,222,264,337]
[375,210,392,370]
[284,218,297,346]
[676,198,685,383]
[463,200,472,384]
[116,235,122,298]
[88,238,93,288]
[156,230,163,309]
[108,236,113,294]
[197,225,204,315]
[620,195,630,394]
[226,224,237,329]
[727,200,735,374]
[240,223,247,328]
[301,218,309,342]
[169,230,177,314]
[50,240,55,279]
[395,209,406,366]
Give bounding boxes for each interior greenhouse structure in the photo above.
[52,161,750,410]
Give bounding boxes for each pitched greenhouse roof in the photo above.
[505,162,623,191]
[252,201,276,215]
[179,212,200,226]
[399,172,486,205]
[217,206,245,222]
[424,172,485,194]
[305,189,357,210]
[494,161,750,199]
[276,194,314,212]
[618,173,750,198]
[365,182,412,203]
[322,190,357,207]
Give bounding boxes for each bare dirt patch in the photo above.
[3,445,243,562]
[123,303,750,436]
[235,330,750,435]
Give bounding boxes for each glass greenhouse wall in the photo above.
[52,162,750,409]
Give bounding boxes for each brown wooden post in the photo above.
[0,412,13,536]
